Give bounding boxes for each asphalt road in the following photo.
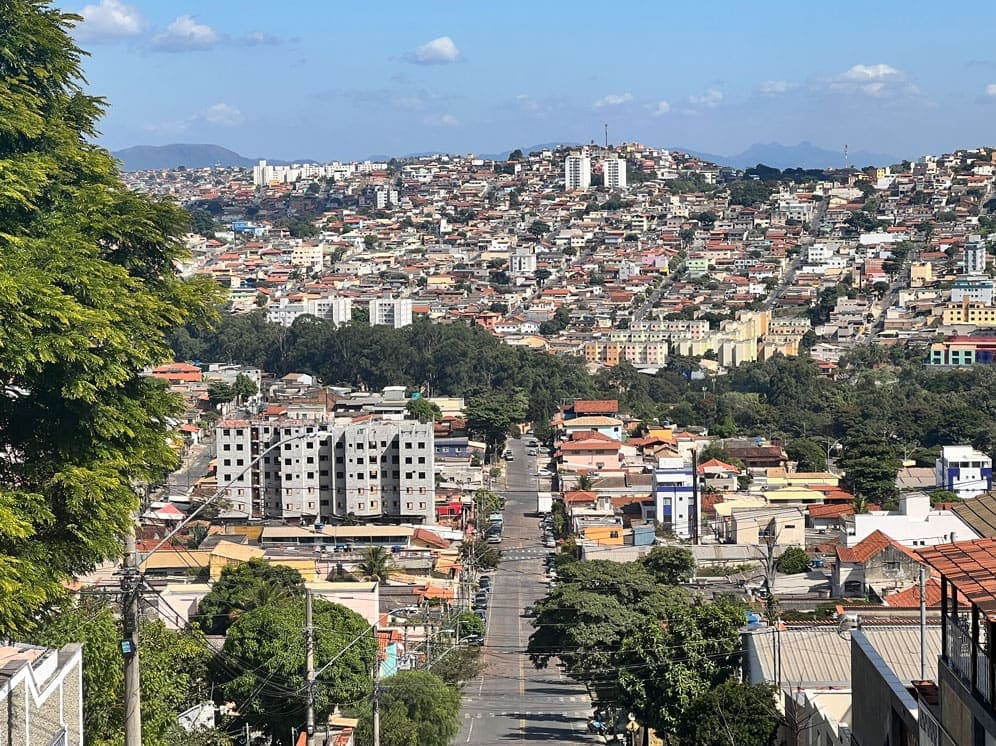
[457,438,598,744]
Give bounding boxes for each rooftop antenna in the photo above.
[604,123,608,149]
[844,143,849,170]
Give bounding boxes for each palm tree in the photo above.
[577,474,596,491]
[359,546,392,582]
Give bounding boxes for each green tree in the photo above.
[786,438,828,472]
[406,397,442,423]
[457,610,485,638]
[930,489,960,506]
[30,598,122,744]
[31,600,214,745]
[188,208,216,235]
[459,537,501,570]
[677,681,780,745]
[616,596,745,735]
[358,545,393,581]
[775,546,811,574]
[220,599,377,745]
[232,372,258,401]
[207,380,237,406]
[639,545,696,585]
[0,1,216,636]
[507,149,524,161]
[464,391,528,459]
[528,220,550,237]
[838,430,901,503]
[354,671,461,746]
[193,557,305,634]
[535,267,552,286]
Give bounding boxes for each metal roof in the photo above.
[747,624,941,688]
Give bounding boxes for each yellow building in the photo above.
[942,300,996,326]
[581,524,625,546]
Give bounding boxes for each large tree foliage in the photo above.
[0,1,214,635]
[616,595,746,736]
[219,598,376,744]
[30,599,213,745]
[353,671,461,746]
[464,390,529,458]
[639,545,696,585]
[192,557,305,634]
[677,681,780,745]
[528,558,745,735]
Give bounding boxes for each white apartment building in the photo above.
[509,247,537,275]
[215,419,436,524]
[290,243,324,269]
[936,445,993,499]
[369,297,413,328]
[965,235,988,275]
[266,296,353,327]
[602,158,627,190]
[564,153,591,191]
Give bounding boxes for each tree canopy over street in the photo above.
[219,598,377,744]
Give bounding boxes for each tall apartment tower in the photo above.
[215,419,436,524]
[369,297,413,328]
[602,158,627,190]
[965,234,988,275]
[564,153,591,191]
[252,159,274,186]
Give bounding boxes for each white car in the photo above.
[535,468,553,477]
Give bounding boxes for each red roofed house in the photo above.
[567,399,619,419]
[149,362,202,384]
[557,432,621,472]
[698,458,741,492]
[833,529,924,598]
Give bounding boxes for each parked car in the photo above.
[486,534,502,544]
[527,449,538,456]
[473,609,486,620]
[462,634,484,646]
[478,576,492,590]
[523,605,536,618]
[536,468,553,477]
[393,606,421,618]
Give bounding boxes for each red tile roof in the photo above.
[836,529,921,564]
[808,503,854,519]
[918,538,996,619]
[882,577,942,608]
[572,400,619,414]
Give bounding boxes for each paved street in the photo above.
[457,438,598,744]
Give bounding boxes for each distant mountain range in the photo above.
[680,141,900,170]
[110,140,901,172]
[110,144,314,171]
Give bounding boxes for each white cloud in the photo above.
[594,93,633,109]
[405,36,463,65]
[74,0,146,43]
[689,88,723,107]
[240,31,284,47]
[651,100,671,116]
[203,103,244,126]
[424,113,460,127]
[986,84,996,97]
[143,102,244,133]
[759,80,791,95]
[827,63,920,98]
[151,15,219,52]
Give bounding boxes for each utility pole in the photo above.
[306,589,315,746]
[372,627,381,746]
[691,449,700,544]
[919,564,928,680]
[122,527,142,746]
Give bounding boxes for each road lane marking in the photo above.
[465,720,474,743]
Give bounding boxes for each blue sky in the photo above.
[71,0,996,162]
